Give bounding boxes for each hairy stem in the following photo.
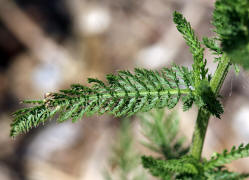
[189,54,231,160]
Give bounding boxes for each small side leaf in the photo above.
[142,156,201,177]
[196,80,224,118]
[202,37,222,55]
[204,143,249,170]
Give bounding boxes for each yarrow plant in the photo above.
[10,0,249,179]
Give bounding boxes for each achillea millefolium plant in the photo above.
[10,0,249,179]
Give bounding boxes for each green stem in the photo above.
[189,54,232,160]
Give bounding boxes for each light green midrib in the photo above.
[88,89,192,100]
[24,88,193,106]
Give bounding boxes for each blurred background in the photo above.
[0,0,248,179]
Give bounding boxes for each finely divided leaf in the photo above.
[213,0,249,69]
[142,156,201,177]
[204,143,249,170]
[173,11,207,86]
[10,65,194,137]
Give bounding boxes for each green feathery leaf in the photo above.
[205,169,249,180]
[173,11,208,86]
[10,65,195,137]
[204,143,249,170]
[213,0,249,69]
[202,37,222,55]
[142,156,202,178]
[105,118,147,180]
[139,109,188,159]
[195,80,224,118]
